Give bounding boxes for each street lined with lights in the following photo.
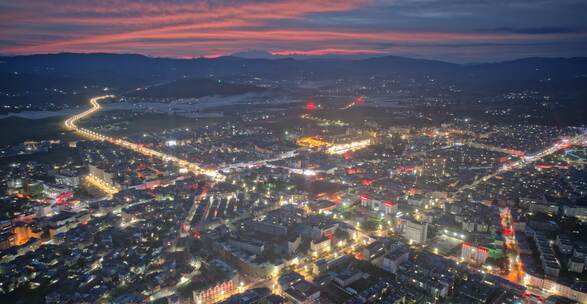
[65,95,222,180]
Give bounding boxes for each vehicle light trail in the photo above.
[65,95,223,180]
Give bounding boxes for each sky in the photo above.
[1,0,586,62]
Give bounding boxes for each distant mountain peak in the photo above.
[231,50,276,59]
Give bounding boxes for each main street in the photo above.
[457,132,587,194]
[64,95,222,180]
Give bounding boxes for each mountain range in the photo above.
[0,53,585,105]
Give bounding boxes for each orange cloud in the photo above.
[1,0,585,58]
[1,0,366,55]
[271,48,386,56]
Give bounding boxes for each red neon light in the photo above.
[509,149,525,156]
[523,291,531,298]
[330,195,342,203]
[557,143,571,149]
[399,166,416,172]
[384,201,396,207]
[535,163,553,169]
[181,223,190,233]
[56,192,73,205]
[362,179,373,186]
[306,100,317,110]
[355,95,365,105]
[346,168,359,175]
[360,194,369,201]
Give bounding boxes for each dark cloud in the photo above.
[486,27,581,34]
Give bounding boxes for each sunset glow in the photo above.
[1,0,586,61]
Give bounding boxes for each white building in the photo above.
[382,246,409,274]
[461,243,488,265]
[400,218,428,244]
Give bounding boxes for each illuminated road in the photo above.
[464,141,525,156]
[84,174,120,198]
[220,150,299,173]
[457,133,587,193]
[499,207,525,283]
[65,95,222,180]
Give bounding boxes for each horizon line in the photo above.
[1,50,586,65]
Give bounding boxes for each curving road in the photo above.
[65,95,222,180]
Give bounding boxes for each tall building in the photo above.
[400,218,428,244]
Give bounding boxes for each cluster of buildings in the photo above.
[1,90,586,304]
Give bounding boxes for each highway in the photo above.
[65,95,222,180]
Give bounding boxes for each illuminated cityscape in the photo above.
[1,1,587,304]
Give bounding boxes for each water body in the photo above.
[0,109,78,120]
[0,92,292,120]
